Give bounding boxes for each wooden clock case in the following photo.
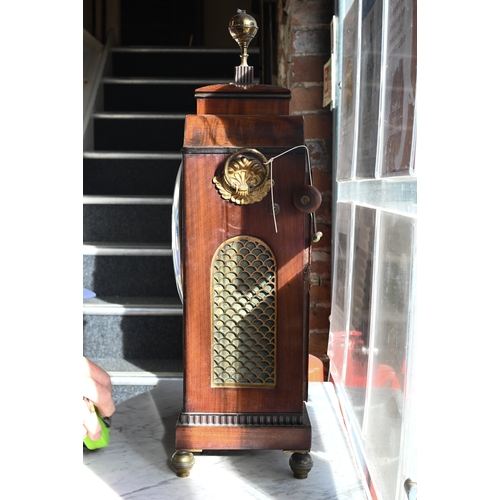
[172,83,315,479]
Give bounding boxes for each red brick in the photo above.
[313,169,332,194]
[291,86,324,113]
[309,307,330,331]
[309,279,332,307]
[290,1,335,27]
[304,114,332,139]
[292,28,331,55]
[309,331,330,357]
[311,250,331,276]
[307,139,332,165]
[291,55,327,83]
[315,194,331,220]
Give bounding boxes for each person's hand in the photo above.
[83,356,115,440]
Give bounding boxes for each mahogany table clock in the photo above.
[171,10,322,479]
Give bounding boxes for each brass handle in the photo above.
[213,148,274,205]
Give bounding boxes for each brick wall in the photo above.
[277,0,334,376]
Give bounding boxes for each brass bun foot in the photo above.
[289,451,313,479]
[172,451,195,478]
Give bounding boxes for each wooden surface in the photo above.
[175,406,312,451]
[183,115,304,149]
[195,84,290,115]
[181,147,310,414]
[178,83,311,453]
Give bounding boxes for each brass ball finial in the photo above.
[228,9,258,67]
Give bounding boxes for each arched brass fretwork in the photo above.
[211,236,277,387]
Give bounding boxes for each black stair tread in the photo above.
[83,155,181,196]
[84,296,181,305]
[88,358,183,375]
[83,254,176,297]
[110,46,259,79]
[93,116,185,151]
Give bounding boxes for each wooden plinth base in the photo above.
[175,404,311,452]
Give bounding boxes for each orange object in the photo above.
[308,354,324,382]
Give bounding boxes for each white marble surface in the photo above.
[83,380,368,499]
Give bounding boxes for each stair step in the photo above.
[83,194,172,204]
[93,113,185,152]
[87,359,183,375]
[102,78,222,113]
[83,151,182,160]
[110,373,182,386]
[109,386,156,405]
[83,254,176,296]
[111,47,259,79]
[83,154,181,196]
[83,296,182,315]
[86,360,183,405]
[83,314,183,360]
[83,243,172,257]
[93,112,186,120]
[83,203,172,243]
[103,77,224,84]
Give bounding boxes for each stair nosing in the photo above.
[109,373,183,385]
[93,112,186,119]
[83,195,173,205]
[111,47,253,54]
[83,151,182,160]
[83,297,182,316]
[102,77,225,85]
[83,243,172,256]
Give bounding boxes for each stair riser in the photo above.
[104,83,199,113]
[84,158,181,196]
[83,204,172,244]
[112,50,256,79]
[110,386,154,405]
[83,314,183,360]
[94,117,185,151]
[83,255,176,296]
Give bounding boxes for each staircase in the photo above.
[83,46,259,405]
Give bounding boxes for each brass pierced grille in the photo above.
[212,236,277,387]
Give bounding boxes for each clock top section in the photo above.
[194,84,291,116]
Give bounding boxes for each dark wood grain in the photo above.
[182,149,310,414]
[195,84,290,115]
[177,83,312,453]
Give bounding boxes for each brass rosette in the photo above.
[213,148,273,205]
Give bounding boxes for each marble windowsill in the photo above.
[83,380,368,500]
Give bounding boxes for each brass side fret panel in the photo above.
[211,236,277,388]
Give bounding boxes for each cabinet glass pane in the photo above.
[344,205,376,427]
[328,202,353,382]
[355,0,383,179]
[364,211,415,499]
[379,0,417,177]
[336,0,359,181]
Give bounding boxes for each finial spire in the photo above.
[228,9,258,84]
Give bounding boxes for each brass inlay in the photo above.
[212,236,277,387]
[213,148,273,205]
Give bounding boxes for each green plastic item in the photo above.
[83,412,110,450]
